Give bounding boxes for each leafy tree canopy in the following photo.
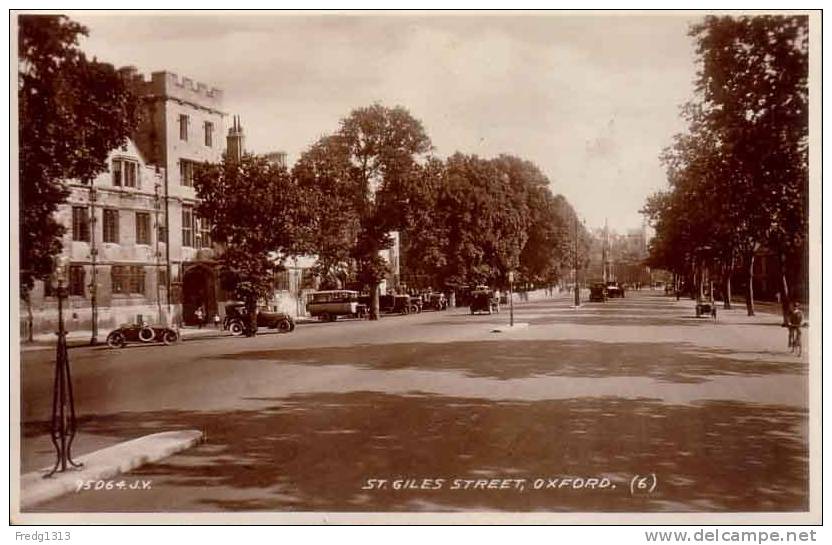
[18,14,139,293]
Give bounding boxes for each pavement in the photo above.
[21,325,229,352]
[16,290,810,514]
[20,430,203,510]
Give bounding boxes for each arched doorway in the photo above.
[182,264,217,325]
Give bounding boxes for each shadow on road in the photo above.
[210,339,805,383]
[26,392,807,512]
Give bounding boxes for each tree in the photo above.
[297,104,432,319]
[690,15,808,318]
[293,135,362,289]
[18,14,139,338]
[645,15,808,318]
[193,154,316,335]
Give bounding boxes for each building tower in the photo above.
[226,115,245,164]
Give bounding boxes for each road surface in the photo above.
[19,290,808,512]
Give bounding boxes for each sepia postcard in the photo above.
[10,9,822,526]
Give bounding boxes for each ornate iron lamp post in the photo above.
[45,254,82,478]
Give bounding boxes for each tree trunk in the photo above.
[675,273,680,301]
[245,296,258,337]
[778,251,791,325]
[723,270,732,310]
[745,253,755,316]
[369,282,380,320]
[24,293,34,342]
[723,256,733,309]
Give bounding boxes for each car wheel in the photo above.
[162,329,178,345]
[277,319,292,333]
[106,331,126,349]
[229,321,244,336]
[138,326,155,343]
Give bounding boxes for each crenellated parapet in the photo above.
[119,66,223,112]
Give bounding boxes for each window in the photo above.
[179,114,189,141]
[112,158,139,187]
[300,269,316,289]
[179,159,196,187]
[102,209,119,243]
[158,268,168,290]
[274,270,290,292]
[181,206,194,247]
[111,266,145,295]
[198,216,211,248]
[135,212,151,245]
[204,121,213,147]
[129,266,146,294]
[69,265,85,297]
[72,206,89,242]
[111,265,126,294]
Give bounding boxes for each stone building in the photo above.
[23,69,234,337]
[22,139,168,338]
[123,68,230,326]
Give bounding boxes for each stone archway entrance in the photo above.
[182,264,218,325]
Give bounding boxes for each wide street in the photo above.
[20,290,808,513]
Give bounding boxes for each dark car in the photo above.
[589,283,607,302]
[425,292,448,311]
[379,294,412,315]
[223,303,295,336]
[107,323,178,348]
[469,287,499,315]
[605,281,625,298]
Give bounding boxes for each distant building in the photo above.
[264,151,288,169]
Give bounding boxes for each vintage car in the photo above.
[306,290,364,322]
[589,282,607,302]
[106,323,179,348]
[379,294,412,315]
[425,292,448,311]
[605,281,625,298]
[469,286,499,315]
[408,295,423,314]
[223,303,295,335]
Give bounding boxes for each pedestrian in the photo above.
[213,313,221,330]
[194,306,205,329]
[787,301,804,350]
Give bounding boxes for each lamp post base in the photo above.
[45,291,83,478]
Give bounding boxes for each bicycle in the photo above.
[788,323,806,357]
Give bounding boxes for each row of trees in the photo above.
[16,15,588,328]
[642,15,808,319]
[195,104,589,321]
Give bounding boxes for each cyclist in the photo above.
[787,302,804,352]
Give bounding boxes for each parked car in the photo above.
[605,281,625,298]
[589,283,607,302]
[425,292,448,311]
[223,302,295,335]
[306,290,363,322]
[379,294,412,315]
[106,322,178,348]
[469,286,499,315]
[408,295,423,314]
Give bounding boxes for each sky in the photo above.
[73,12,700,232]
